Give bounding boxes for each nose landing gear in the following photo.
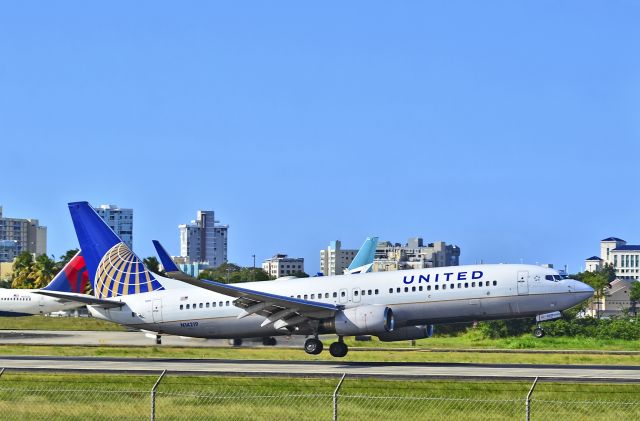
[533,325,545,338]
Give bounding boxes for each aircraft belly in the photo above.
[396,294,567,325]
[155,315,288,339]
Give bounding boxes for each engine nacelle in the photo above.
[376,325,434,342]
[333,306,395,336]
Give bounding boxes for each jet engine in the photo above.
[321,305,395,336]
[376,325,434,342]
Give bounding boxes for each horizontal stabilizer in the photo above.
[34,291,125,309]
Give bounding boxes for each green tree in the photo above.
[11,252,35,288]
[629,281,640,316]
[581,271,609,319]
[143,256,165,276]
[601,263,617,283]
[292,271,309,278]
[32,254,57,288]
[198,263,270,284]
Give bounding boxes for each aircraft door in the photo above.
[352,288,361,303]
[339,288,348,304]
[151,299,163,323]
[517,271,529,295]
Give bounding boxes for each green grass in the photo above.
[0,372,637,420]
[0,315,125,331]
[1,344,639,366]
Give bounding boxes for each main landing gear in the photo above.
[533,325,545,338]
[304,336,349,358]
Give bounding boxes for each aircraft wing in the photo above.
[33,291,125,309]
[170,275,339,330]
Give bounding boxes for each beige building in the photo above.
[262,254,304,278]
[586,279,636,318]
[0,261,13,282]
[585,237,640,280]
[0,206,47,261]
[320,240,358,276]
[373,238,460,272]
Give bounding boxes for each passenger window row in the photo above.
[180,301,230,310]
[0,297,31,301]
[291,289,380,300]
[389,280,498,293]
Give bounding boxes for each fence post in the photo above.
[150,370,166,421]
[333,373,346,421]
[526,376,538,421]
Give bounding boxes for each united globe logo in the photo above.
[95,242,164,298]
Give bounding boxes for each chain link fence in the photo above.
[0,369,637,420]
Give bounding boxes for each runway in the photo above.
[1,355,639,382]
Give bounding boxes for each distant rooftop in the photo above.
[602,237,625,242]
[613,245,640,251]
[585,256,603,261]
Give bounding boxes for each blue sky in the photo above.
[1,1,638,274]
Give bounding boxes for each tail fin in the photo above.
[42,251,90,293]
[346,236,378,274]
[68,202,163,298]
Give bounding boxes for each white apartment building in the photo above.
[94,204,133,249]
[585,237,640,280]
[0,206,47,260]
[320,240,358,276]
[179,210,228,268]
[262,254,304,278]
[373,238,460,272]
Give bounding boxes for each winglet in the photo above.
[152,240,180,272]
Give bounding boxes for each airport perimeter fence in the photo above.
[0,369,638,420]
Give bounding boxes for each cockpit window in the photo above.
[545,274,562,282]
[545,275,553,281]
[553,275,562,281]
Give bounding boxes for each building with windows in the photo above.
[372,238,460,272]
[585,237,640,280]
[320,240,359,276]
[94,204,133,249]
[0,206,47,260]
[179,210,228,268]
[262,254,304,278]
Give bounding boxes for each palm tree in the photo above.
[11,252,34,288]
[32,254,57,289]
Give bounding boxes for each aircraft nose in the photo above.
[571,279,594,301]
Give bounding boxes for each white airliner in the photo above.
[0,252,88,316]
[37,202,594,357]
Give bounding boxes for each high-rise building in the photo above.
[262,254,304,278]
[94,204,133,249]
[373,238,460,272]
[320,240,358,276]
[0,206,47,261]
[179,210,228,268]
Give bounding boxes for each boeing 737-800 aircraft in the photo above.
[38,202,594,357]
[0,252,88,316]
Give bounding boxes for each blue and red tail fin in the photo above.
[68,201,164,298]
[42,251,90,293]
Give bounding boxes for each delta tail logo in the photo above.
[95,242,164,298]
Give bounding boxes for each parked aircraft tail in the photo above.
[41,251,90,293]
[346,236,378,274]
[68,202,164,298]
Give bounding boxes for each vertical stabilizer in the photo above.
[68,202,163,298]
[42,251,90,293]
[346,236,378,274]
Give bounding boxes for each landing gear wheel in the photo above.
[329,341,349,358]
[304,338,323,355]
[156,335,162,345]
[262,337,277,346]
[533,327,545,338]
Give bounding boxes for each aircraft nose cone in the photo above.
[572,280,594,302]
